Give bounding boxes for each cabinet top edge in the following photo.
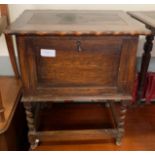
[5,10,151,36]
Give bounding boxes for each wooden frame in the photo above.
[0,4,8,122]
[16,35,138,102]
[23,101,129,150]
[0,4,20,122]
[0,4,19,78]
[5,10,150,149]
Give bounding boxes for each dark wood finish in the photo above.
[5,10,150,36]
[5,10,150,149]
[34,37,121,87]
[0,5,28,150]
[0,77,28,150]
[0,99,29,151]
[128,11,155,102]
[29,129,117,143]
[0,77,22,133]
[138,35,154,100]
[37,102,114,131]
[27,102,129,149]
[16,35,139,102]
[115,101,128,145]
[23,102,35,132]
[34,104,155,151]
[0,4,21,124]
[29,102,116,149]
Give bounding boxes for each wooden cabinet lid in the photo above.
[5,10,150,36]
[128,11,155,30]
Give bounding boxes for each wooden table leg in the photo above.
[137,35,154,102]
[5,34,20,78]
[116,100,128,146]
[23,102,39,150]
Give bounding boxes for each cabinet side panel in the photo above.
[118,36,138,95]
[16,36,30,94]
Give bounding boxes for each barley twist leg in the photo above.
[24,102,39,150]
[116,101,128,145]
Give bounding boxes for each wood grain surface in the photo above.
[0,77,22,134]
[16,35,138,102]
[34,104,155,151]
[5,10,150,35]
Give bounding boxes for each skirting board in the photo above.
[0,56,155,76]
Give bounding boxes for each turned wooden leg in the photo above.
[116,101,128,146]
[138,35,154,102]
[28,138,40,150]
[23,102,39,149]
[24,102,35,132]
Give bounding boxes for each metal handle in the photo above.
[76,40,82,52]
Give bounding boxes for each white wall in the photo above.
[1,4,155,57]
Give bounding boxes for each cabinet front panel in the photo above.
[29,37,122,90]
[16,35,138,100]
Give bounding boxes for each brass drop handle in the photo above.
[76,40,82,52]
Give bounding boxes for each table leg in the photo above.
[23,102,39,150]
[5,34,20,78]
[116,100,128,145]
[138,35,154,102]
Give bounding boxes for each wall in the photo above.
[0,4,155,75]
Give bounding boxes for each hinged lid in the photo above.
[5,10,151,36]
